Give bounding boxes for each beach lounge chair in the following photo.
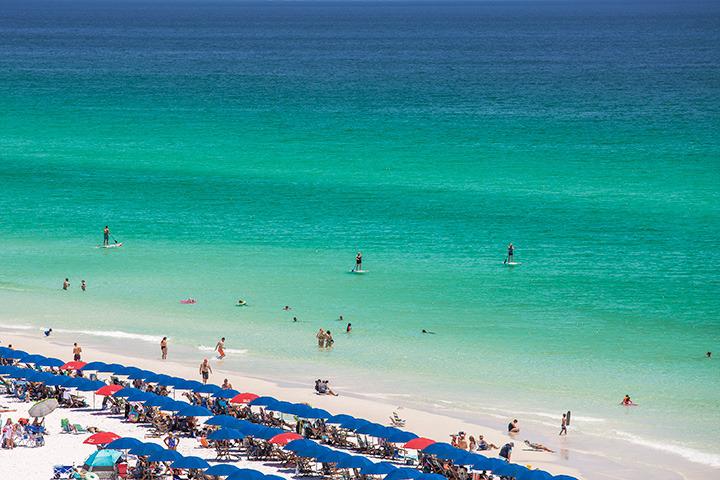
[389,412,406,427]
[60,418,77,434]
[53,465,74,479]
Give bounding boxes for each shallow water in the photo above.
[1,0,719,474]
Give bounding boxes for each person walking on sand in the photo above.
[559,413,568,435]
[81,280,86,292]
[199,358,212,384]
[215,337,226,359]
[355,251,362,271]
[160,337,168,360]
[316,328,326,348]
[103,226,110,246]
[63,278,70,290]
[72,343,82,361]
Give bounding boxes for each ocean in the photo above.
[1,0,719,475]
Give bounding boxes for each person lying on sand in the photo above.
[524,439,554,453]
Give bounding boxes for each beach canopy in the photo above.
[28,398,59,417]
[83,432,121,445]
[96,384,124,396]
[336,455,374,469]
[178,405,213,417]
[384,468,423,480]
[253,426,285,440]
[213,388,240,399]
[384,428,418,443]
[206,415,241,427]
[129,442,165,456]
[205,464,241,477]
[145,396,175,408]
[403,437,435,450]
[96,363,125,373]
[340,418,370,430]
[21,354,48,364]
[171,456,210,469]
[60,361,87,371]
[230,392,259,404]
[125,390,154,402]
[227,469,266,480]
[161,400,191,412]
[208,428,246,441]
[148,449,184,462]
[127,369,156,380]
[269,432,303,445]
[173,379,205,390]
[249,396,278,407]
[361,462,398,475]
[106,437,143,450]
[84,449,122,468]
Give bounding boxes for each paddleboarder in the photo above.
[355,251,362,271]
[103,226,110,246]
[505,243,515,264]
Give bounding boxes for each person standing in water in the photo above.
[355,251,362,271]
[160,337,168,360]
[346,323,352,333]
[81,280,87,292]
[559,413,568,435]
[215,337,226,359]
[316,329,326,348]
[63,278,70,290]
[103,226,110,246]
[505,243,515,263]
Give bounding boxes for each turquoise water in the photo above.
[1,0,719,472]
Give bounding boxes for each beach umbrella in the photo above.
[326,414,355,424]
[552,476,579,480]
[160,400,191,412]
[96,363,124,373]
[384,468,423,480]
[28,398,59,417]
[264,476,285,480]
[205,464,241,477]
[144,396,174,408]
[60,361,87,371]
[44,375,72,386]
[36,357,65,368]
[5,349,29,360]
[171,456,210,469]
[127,369,155,380]
[356,423,387,436]
[253,426,285,440]
[208,428,245,441]
[315,449,351,463]
[173,379,204,390]
[194,383,222,394]
[234,421,267,436]
[305,407,331,419]
[523,471,554,480]
[336,455,374,469]
[361,462,398,475]
[269,432,303,445]
[148,449,184,462]
[384,428,418,443]
[340,418,370,430]
[178,405,213,417]
[248,396,278,407]
[125,390,154,402]
[82,361,108,371]
[149,374,175,385]
[404,437,435,450]
[129,442,165,456]
[227,469,265,480]
[214,389,240,399]
[284,439,322,456]
[21,354,47,364]
[0,365,19,375]
[106,437,143,450]
[230,392,259,404]
[75,379,106,392]
[205,415,241,427]
[84,449,122,468]
[96,384,124,396]
[113,387,142,398]
[84,432,121,445]
[416,475,447,480]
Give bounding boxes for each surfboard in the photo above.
[351,269,368,274]
[97,243,123,249]
[566,410,571,426]
[505,262,521,266]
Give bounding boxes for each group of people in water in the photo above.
[61,278,87,291]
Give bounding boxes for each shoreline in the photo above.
[2,324,715,480]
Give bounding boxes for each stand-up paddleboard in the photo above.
[505,262,521,266]
[350,269,368,274]
[97,243,123,249]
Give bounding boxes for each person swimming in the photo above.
[237,299,247,306]
[620,394,637,406]
[44,328,52,337]
[422,329,436,334]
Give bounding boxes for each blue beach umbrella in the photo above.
[205,464,241,477]
[326,413,355,424]
[114,387,143,398]
[171,456,210,469]
[125,391,154,402]
[144,395,173,408]
[340,417,370,430]
[44,375,72,386]
[161,400,191,412]
[552,476,579,480]
[148,449,184,462]
[417,475,447,480]
[361,462,398,475]
[150,374,175,385]
[213,388,240,399]
[178,405,213,417]
[385,429,418,443]
[315,449,351,463]
[173,379,204,390]
[523,470,554,480]
[356,422,386,436]
[384,468,423,480]
[194,383,222,394]
[284,439,317,452]
[208,428,245,441]
[75,380,107,392]
[0,365,19,375]
[264,476,285,480]
[205,415,241,427]
[106,437,143,450]
[336,455,374,469]
[227,469,265,480]
[36,357,65,368]
[129,442,165,456]
[253,426,285,440]
[81,361,108,371]
[21,354,47,364]
[248,396,278,407]
[96,363,124,373]
[5,349,29,360]
[127,369,155,380]
[84,449,122,468]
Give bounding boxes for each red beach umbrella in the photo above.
[404,437,436,450]
[269,432,303,445]
[60,361,87,371]
[96,385,124,396]
[83,431,121,445]
[230,392,259,404]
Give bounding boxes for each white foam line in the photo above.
[615,430,720,468]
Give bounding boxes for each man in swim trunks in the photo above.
[72,343,82,361]
[215,337,226,359]
[524,440,554,452]
[199,358,212,384]
[160,337,168,360]
[559,413,567,435]
[507,243,514,263]
[103,226,110,246]
[63,278,70,290]
[316,328,326,348]
[81,280,86,292]
[355,251,362,271]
